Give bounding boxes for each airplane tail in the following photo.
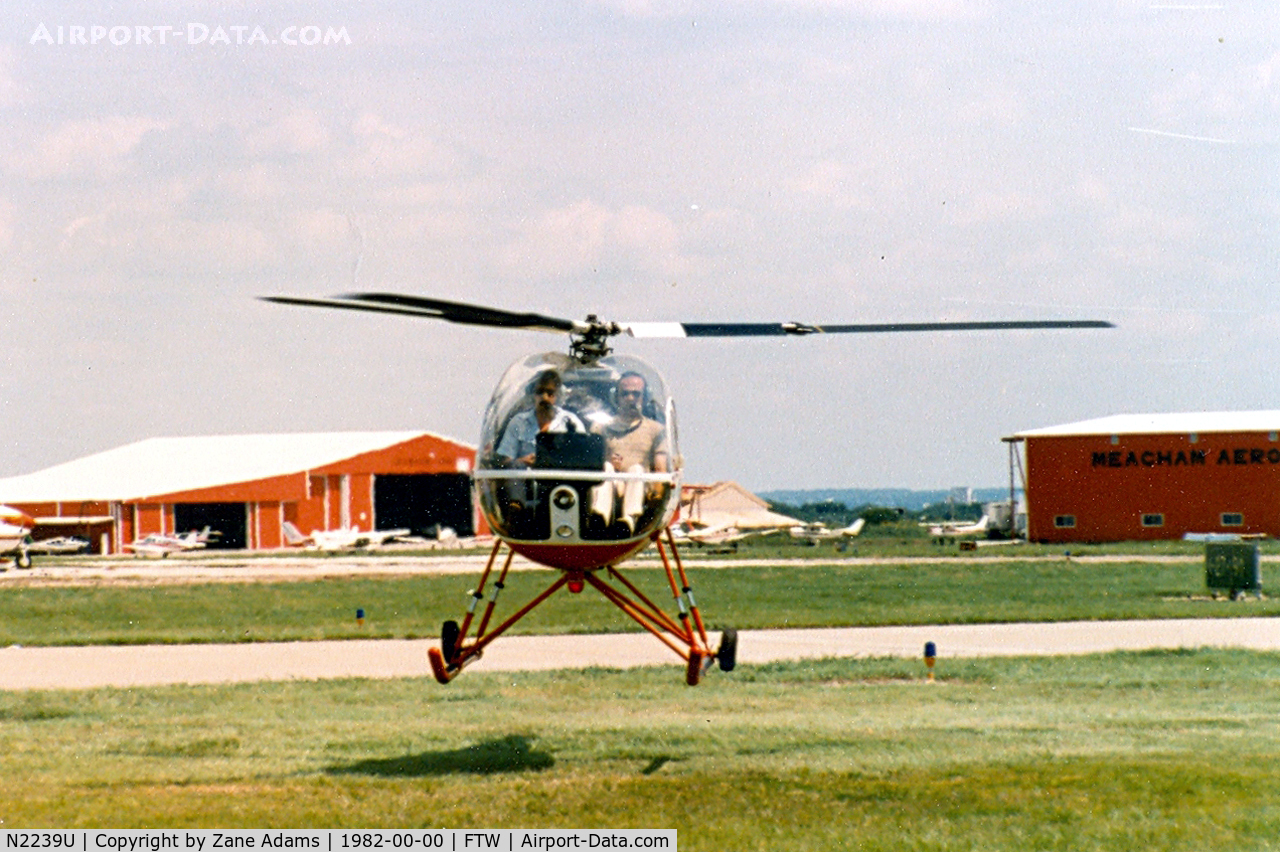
[281,521,309,546]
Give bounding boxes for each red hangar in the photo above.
[0,431,481,554]
[1006,411,1280,544]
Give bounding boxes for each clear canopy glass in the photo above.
[475,351,681,545]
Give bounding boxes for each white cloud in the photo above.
[786,160,874,209]
[584,0,982,19]
[498,200,684,280]
[247,109,330,156]
[0,47,18,108]
[291,207,354,249]
[0,199,13,252]
[1,3,1275,488]
[768,0,982,18]
[17,115,166,180]
[349,113,464,179]
[217,162,288,203]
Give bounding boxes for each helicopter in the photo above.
[263,291,1112,685]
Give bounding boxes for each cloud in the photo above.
[17,115,167,180]
[498,200,683,280]
[0,198,12,252]
[768,0,981,17]
[583,0,981,19]
[349,113,466,179]
[786,160,874,209]
[0,46,17,108]
[291,207,355,249]
[246,109,330,156]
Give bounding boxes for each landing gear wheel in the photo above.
[717,628,738,672]
[441,620,461,665]
[14,551,31,570]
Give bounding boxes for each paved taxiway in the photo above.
[4,618,1280,690]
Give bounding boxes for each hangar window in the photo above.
[1221,512,1244,527]
[1141,513,1165,528]
[1054,515,1076,529]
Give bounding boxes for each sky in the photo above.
[1,1,1276,492]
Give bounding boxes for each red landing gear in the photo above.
[429,530,736,685]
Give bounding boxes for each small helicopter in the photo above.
[264,292,1111,685]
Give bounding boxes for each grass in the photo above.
[2,650,1279,849]
[697,522,1280,559]
[1,558,1275,646]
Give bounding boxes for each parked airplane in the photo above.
[123,527,216,557]
[0,504,35,569]
[671,520,780,548]
[27,536,91,555]
[927,515,989,538]
[789,518,866,543]
[281,521,410,550]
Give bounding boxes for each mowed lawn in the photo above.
[2,651,1279,850]
[1,557,1276,646]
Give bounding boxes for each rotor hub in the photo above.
[570,315,621,363]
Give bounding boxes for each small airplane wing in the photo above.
[370,528,411,545]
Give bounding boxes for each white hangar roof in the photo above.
[681,481,803,530]
[0,432,471,503]
[1009,411,1280,440]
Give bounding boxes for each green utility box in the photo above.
[1205,542,1261,598]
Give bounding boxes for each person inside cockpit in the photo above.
[591,371,668,532]
[598,371,668,473]
[495,369,585,467]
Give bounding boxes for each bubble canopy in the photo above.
[473,352,681,559]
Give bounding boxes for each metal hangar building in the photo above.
[0,431,479,553]
[1006,411,1280,543]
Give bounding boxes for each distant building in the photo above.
[680,481,802,530]
[0,432,480,553]
[1007,411,1280,543]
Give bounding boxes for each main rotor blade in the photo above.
[261,293,582,335]
[263,292,1114,340]
[624,319,1114,338]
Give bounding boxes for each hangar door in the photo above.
[375,474,473,537]
[173,503,247,549]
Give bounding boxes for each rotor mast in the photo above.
[569,315,622,363]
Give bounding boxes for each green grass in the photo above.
[1,558,1275,647]
[2,650,1280,849]
[704,523,1275,559]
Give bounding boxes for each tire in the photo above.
[717,628,738,672]
[441,620,461,664]
[15,551,32,570]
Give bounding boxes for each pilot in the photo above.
[591,371,668,531]
[599,372,668,473]
[496,369,585,468]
